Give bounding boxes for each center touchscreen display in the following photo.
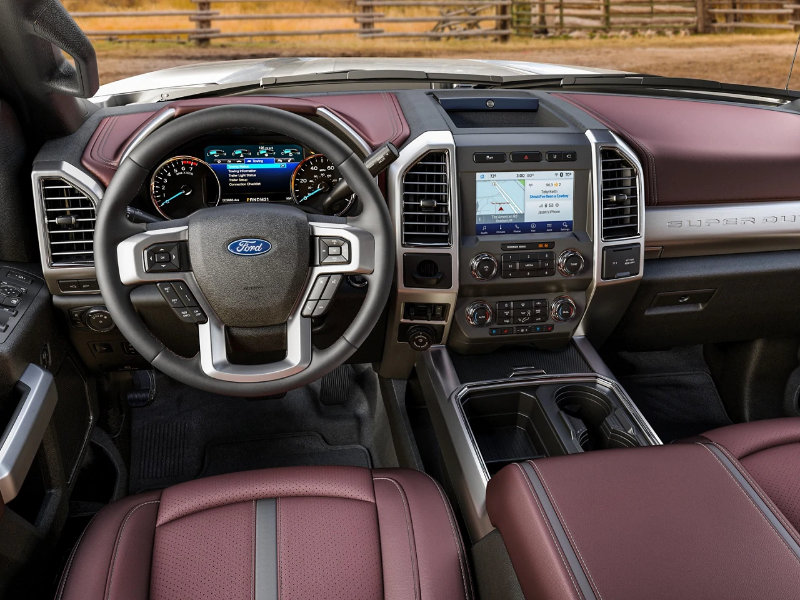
[475,171,574,235]
[204,144,303,203]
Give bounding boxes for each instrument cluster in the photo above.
[148,140,351,219]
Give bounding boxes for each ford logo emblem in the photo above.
[227,238,271,256]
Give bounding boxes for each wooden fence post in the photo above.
[360,0,375,32]
[603,0,611,30]
[695,0,710,31]
[497,2,511,41]
[195,0,211,46]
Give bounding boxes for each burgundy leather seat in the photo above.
[486,418,800,600]
[56,466,473,600]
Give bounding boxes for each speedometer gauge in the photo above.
[291,154,341,206]
[150,156,221,219]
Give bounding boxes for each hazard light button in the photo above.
[510,151,542,163]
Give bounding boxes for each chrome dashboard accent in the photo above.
[576,130,646,337]
[381,131,459,378]
[31,162,105,296]
[119,107,177,164]
[646,201,800,257]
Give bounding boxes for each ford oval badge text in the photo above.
[227,239,272,256]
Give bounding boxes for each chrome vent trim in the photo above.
[401,151,451,247]
[600,148,640,241]
[40,177,97,267]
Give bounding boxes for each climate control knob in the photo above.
[470,253,499,281]
[465,301,493,327]
[551,296,578,322]
[558,249,585,277]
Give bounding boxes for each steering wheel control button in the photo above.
[466,301,493,327]
[174,306,207,324]
[145,243,185,273]
[309,276,330,301]
[157,283,184,308]
[318,237,350,265]
[312,299,331,317]
[172,282,198,307]
[302,300,318,317]
[321,275,342,299]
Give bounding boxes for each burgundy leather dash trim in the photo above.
[555,92,800,207]
[81,93,410,187]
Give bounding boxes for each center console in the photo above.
[415,337,660,540]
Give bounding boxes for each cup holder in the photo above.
[555,385,639,451]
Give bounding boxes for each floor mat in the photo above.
[607,346,732,443]
[129,364,380,492]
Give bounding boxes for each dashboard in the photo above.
[44,85,800,376]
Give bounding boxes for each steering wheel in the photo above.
[95,105,394,397]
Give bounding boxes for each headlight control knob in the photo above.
[465,301,493,327]
[84,306,116,333]
[470,253,498,281]
[407,325,436,352]
[551,296,578,322]
[558,249,585,277]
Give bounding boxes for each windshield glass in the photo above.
[63,0,800,92]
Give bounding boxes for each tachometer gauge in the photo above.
[150,156,220,219]
[291,154,342,209]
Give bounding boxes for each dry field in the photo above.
[60,1,800,89]
[93,34,800,90]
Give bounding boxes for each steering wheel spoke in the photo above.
[117,222,190,286]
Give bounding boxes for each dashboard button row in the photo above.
[490,324,554,336]
[502,252,555,279]
[472,151,576,164]
[496,299,548,325]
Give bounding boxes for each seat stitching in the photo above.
[251,499,256,600]
[514,463,584,599]
[374,476,421,600]
[56,512,101,600]
[421,472,475,600]
[707,441,800,541]
[529,461,603,600]
[104,500,161,600]
[696,442,800,565]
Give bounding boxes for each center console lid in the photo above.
[487,442,800,599]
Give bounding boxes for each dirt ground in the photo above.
[94,33,800,90]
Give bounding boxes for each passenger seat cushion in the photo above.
[702,418,800,532]
[487,445,800,600]
[56,466,472,600]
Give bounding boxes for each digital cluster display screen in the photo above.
[475,171,574,236]
[204,144,303,203]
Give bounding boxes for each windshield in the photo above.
[63,1,800,93]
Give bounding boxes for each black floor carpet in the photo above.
[605,346,732,443]
[129,364,381,493]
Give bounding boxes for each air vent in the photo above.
[600,148,640,240]
[40,177,96,266]
[401,151,451,246]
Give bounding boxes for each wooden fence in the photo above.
[68,0,800,42]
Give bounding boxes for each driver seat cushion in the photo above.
[56,466,473,600]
